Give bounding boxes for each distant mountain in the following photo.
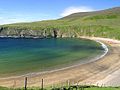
[0,7,120,39]
[61,7,120,20]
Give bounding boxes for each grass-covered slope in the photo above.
[0,7,120,39]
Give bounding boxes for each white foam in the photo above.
[0,39,109,80]
[96,40,108,60]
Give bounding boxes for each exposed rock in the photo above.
[0,27,61,38]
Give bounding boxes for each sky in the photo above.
[0,0,120,25]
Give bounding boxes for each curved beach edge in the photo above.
[79,36,120,86]
[0,37,108,79]
[0,37,120,87]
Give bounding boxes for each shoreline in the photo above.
[0,38,108,80]
[0,37,120,87]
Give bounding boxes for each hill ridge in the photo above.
[0,6,120,39]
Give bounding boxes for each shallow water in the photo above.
[0,38,104,77]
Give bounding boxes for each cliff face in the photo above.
[0,27,78,38]
[0,27,59,38]
[0,7,120,39]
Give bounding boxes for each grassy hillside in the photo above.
[0,7,120,39]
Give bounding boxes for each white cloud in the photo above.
[0,9,53,25]
[0,9,30,25]
[61,6,95,17]
[0,17,30,25]
[0,16,34,25]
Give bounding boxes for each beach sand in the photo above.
[0,37,120,87]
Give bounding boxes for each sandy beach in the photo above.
[0,37,120,88]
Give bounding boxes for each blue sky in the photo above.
[0,0,120,25]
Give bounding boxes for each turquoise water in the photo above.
[0,38,104,77]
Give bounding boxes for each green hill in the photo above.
[61,7,120,20]
[0,7,120,39]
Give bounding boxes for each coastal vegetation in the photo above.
[0,7,120,90]
[0,7,120,39]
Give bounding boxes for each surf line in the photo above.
[0,39,109,79]
[95,40,109,60]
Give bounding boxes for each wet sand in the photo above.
[0,37,120,87]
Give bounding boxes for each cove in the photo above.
[0,38,104,77]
